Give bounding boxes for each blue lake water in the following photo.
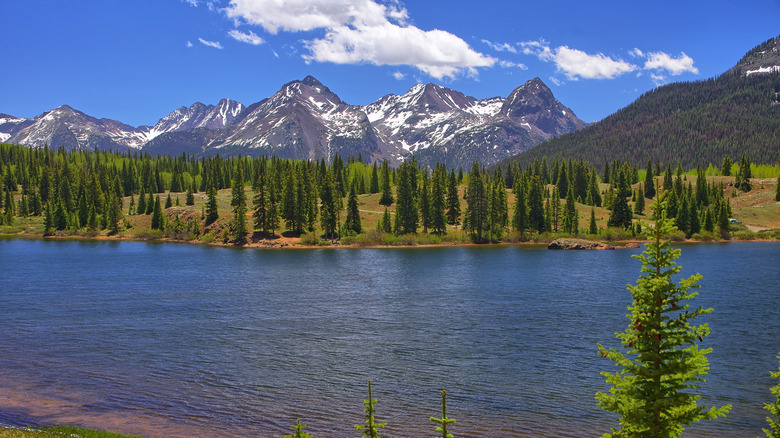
[0,238,778,437]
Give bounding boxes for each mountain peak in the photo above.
[730,34,780,76]
[301,75,324,86]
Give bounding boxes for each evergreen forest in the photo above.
[1,143,778,246]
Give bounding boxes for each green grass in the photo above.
[0,425,143,438]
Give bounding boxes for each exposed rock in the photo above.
[547,238,615,250]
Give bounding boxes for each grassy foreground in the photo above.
[0,426,142,438]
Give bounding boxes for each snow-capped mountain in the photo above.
[203,76,389,162]
[148,98,244,138]
[4,105,149,151]
[2,76,585,168]
[369,77,586,169]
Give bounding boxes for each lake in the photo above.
[0,238,778,437]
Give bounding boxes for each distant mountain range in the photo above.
[505,34,780,169]
[0,76,585,170]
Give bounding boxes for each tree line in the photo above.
[1,143,776,243]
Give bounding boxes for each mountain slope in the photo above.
[505,35,780,169]
[367,78,585,169]
[2,76,585,167]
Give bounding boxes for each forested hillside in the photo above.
[505,72,780,169]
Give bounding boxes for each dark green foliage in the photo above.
[205,186,219,226]
[344,182,362,235]
[721,156,732,176]
[430,165,447,234]
[763,354,780,438]
[562,186,578,235]
[644,160,656,199]
[378,160,394,206]
[527,175,545,233]
[464,162,487,241]
[776,175,780,202]
[607,170,632,230]
[634,186,645,215]
[231,161,248,243]
[379,206,393,234]
[43,202,54,235]
[506,70,780,169]
[394,161,418,235]
[370,162,380,194]
[150,195,164,231]
[512,175,527,233]
[252,173,268,234]
[356,381,386,438]
[284,418,312,438]
[320,171,339,240]
[597,193,730,437]
[430,390,456,438]
[589,207,598,235]
[736,154,753,192]
[446,170,461,225]
[164,193,172,209]
[53,200,68,230]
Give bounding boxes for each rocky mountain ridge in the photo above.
[1,76,585,169]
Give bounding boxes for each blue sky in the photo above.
[2,1,778,127]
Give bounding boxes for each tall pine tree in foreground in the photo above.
[356,381,386,438]
[763,353,780,438]
[430,390,456,438]
[597,192,730,437]
[284,418,312,438]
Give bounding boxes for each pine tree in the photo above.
[355,381,386,438]
[512,176,527,234]
[53,200,68,230]
[589,207,598,235]
[186,187,195,205]
[395,162,418,235]
[596,193,730,437]
[430,390,456,438]
[43,201,54,236]
[378,160,393,206]
[419,169,431,233]
[527,175,545,233]
[644,159,656,199]
[253,173,268,234]
[379,207,393,234]
[344,182,362,235]
[284,418,312,438]
[137,186,147,215]
[145,190,154,215]
[762,354,780,438]
[721,156,732,176]
[205,186,219,226]
[370,162,380,194]
[563,186,577,235]
[165,193,173,208]
[465,162,487,241]
[430,166,447,235]
[151,195,164,230]
[231,162,248,243]
[446,170,461,225]
[320,171,339,240]
[634,186,645,215]
[775,175,780,202]
[607,170,632,230]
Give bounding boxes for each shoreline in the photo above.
[2,231,778,250]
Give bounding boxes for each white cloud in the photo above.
[553,46,637,80]
[548,76,564,86]
[186,40,193,48]
[224,0,494,79]
[498,60,527,70]
[392,71,405,80]
[519,39,554,61]
[644,52,698,75]
[183,0,198,6]
[198,38,223,49]
[482,39,518,54]
[630,48,644,58]
[229,29,264,45]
